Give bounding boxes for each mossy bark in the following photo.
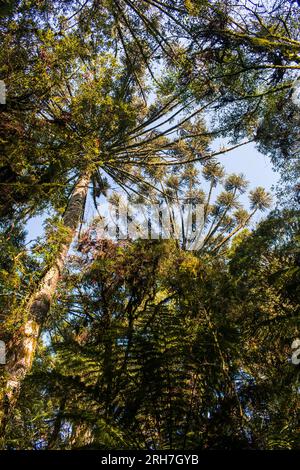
[0,172,91,439]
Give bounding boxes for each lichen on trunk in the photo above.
[0,171,91,438]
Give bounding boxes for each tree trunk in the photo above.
[0,172,91,437]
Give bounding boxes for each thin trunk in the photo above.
[0,172,91,437]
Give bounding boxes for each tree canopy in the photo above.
[0,0,299,451]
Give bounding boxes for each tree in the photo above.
[228,209,300,449]
[0,0,168,427]
[0,0,296,447]
[6,207,298,449]
[162,0,300,194]
[0,0,273,423]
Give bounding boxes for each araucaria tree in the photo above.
[0,0,299,449]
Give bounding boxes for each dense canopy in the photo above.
[0,0,299,451]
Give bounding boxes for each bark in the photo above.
[0,172,91,437]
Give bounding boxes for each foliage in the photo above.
[4,209,298,450]
[0,0,299,451]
